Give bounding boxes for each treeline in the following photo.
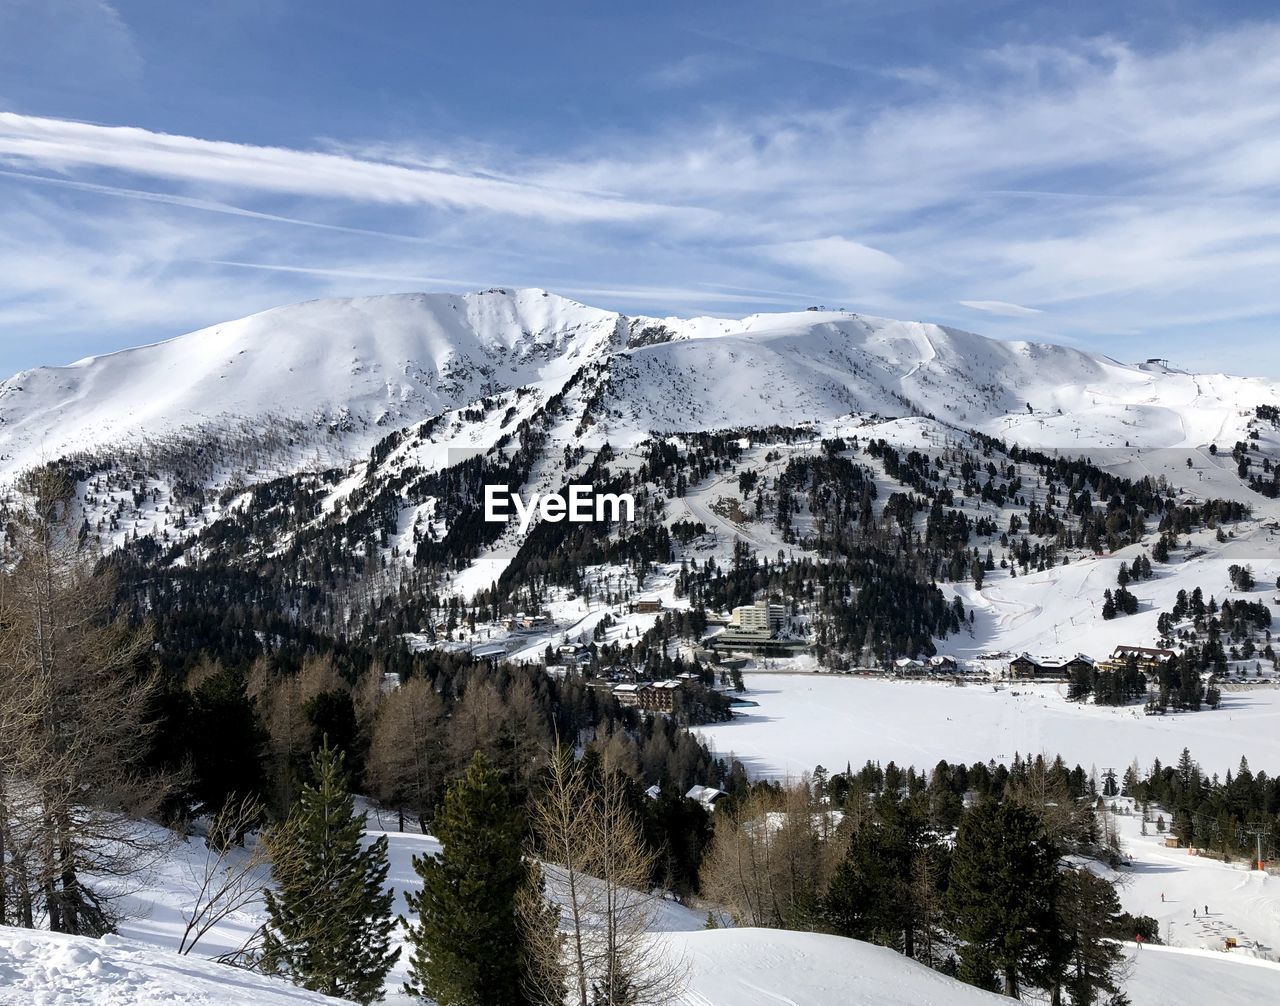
[704,753,1153,1004]
[1129,748,1280,863]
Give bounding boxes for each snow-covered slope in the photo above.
[674,928,1008,1005]
[3,288,1277,476]
[670,927,1280,1006]
[0,288,624,473]
[0,927,348,1006]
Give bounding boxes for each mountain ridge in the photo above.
[2,287,1277,480]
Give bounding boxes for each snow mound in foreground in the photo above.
[675,928,1008,1005]
[0,927,348,1006]
[672,928,1280,1006]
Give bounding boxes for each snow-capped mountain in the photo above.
[4,286,1279,672]
[3,287,1277,478]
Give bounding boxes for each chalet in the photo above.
[1010,653,1095,679]
[685,784,728,810]
[1009,653,1041,678]
[892,657,925,675]
[1103,645,1176,673]
[556,643,591,664]
[928,655,959,674]
[503,611,553,632]
[631,595,664,614]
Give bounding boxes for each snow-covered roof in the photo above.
[686,784,727,805]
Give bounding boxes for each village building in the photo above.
[1009,653,1096,679]
[641,678,683,713]
[729,598,787,634]
[1102,645,1176,673]
[611,678,686,714]
[502,610,553,631]
[1009,653,1040,678]
[892,657,925,675]
[685,784,728,810]
[712,598,807,656]
[612,682,643,708]
[631,594,664,613]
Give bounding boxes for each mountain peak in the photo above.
[2,290,1276,478]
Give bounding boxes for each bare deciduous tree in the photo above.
[0,469,171,935]
[177,794,269,955]
[700,778,842,931]
[447,678,507,771]
[366,677,445,832]
[522,746,687,1006]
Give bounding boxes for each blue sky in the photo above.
[2,1,1280,377]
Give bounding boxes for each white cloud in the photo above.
[0,113,679,224]
[762,237,905,287]
[5,23,1280,372]
[959,300,1043,317]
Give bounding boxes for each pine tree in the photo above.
[1056,868,1130,1006]
[403,753,528,1006]
[945,800,1061,999]
[260,743,399,1004]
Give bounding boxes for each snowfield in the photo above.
[0,928,348,1006]
[669,928,1280,1006]
[694,674,1280,781]
[5,912,1279,1006]
[4,288,1278,479]
[672,928,1010,1006]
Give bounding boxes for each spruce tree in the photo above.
[402,753,528,1006]
[945,800,1062,999]
[260,743,399,1004]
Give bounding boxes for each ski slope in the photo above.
[1101,798,1280,959]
